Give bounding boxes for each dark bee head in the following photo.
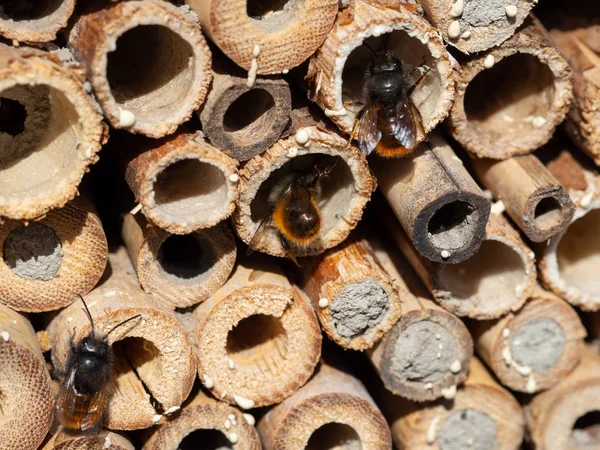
[77,335,110,359]
[368,56,404,75]
[364,55,406,102]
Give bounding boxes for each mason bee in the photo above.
[353,41,431,158]
[247,157,339,265]
[55,296,141,433]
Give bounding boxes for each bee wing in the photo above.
[392,96,418,150]
[246,213,275,256]
[356,104,382,156]
[57,366,105,433]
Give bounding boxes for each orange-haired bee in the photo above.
[56,296,140,433]
[353,46,431,158]
[247,157,339,264]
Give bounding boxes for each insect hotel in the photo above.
[0,0,599,449]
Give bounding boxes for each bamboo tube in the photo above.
[373,134,490,264]
[41,431,134,450]
[0,198,108,313]
[69,0,212,138]
[123,132,239,235]
[306,0,455,137]
[122,214,236,309]
[0,44,106,220]
[386,211,536,319]
[0,0,76,43]
[232,109,375,259]
[47,248,196,431]
[257,357,392,450]
[382,357,524,450]
[367,234,473,402]
[538,138,600,311]
[301,234,402,350]
[199,55,292,161]
[186,0,338,75]
[472,286,586,394]
[0,304,54,450]
[194,254,322,408]
[471,154,574,242]
[525,344,600,450]
[447,20,573,159]
[418,0,535,54]
[142,390,261,450]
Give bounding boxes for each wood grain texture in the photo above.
[0,304,54,450]
[373,133,490,264]
[448,19,573,159]
[194,254,322,408]
[41,431,134,450]
[0,44,107,220]
[69,0,212,138]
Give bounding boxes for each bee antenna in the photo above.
[383,34,391,59]
[105,314,142,340]
[79,295,96,337]
[362,40,379,60]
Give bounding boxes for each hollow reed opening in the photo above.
[179,429,233,450]
[226,314,288,376]
[427,201,478,252]
[246,0,301,32]
[157,234,216,284]
[464,53,555,145]
[223,89,276,146]
[107,25,194,123]
[0,0,63,21]
[305,422,362,450]
[153,158,228,225]
[572,410,600,449]
[0,98,26,136]
[534,196,563,231]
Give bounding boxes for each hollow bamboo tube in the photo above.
[366,234,473,402]
[386,211,536,319]
[199,56,292,161]
[0,0,76,43]
[69,0,212,138]
[525,344,600,450]
[472,286,586,394]
[0,44,106,220]
[0,304,54,450]
[372,133,490,264]
[301,234,402,350]
[194,253,322,408]
[306,0,455,137]
[232,112,375,259]
[447,20,573,159]
[0,197,108,313]
[41,431,134,450]
[122,214,236,309]
[471,154,574,242]
[47,248,196,430]
[257,357,392,450]
[382,357,524,450]
[548,24,600,165]
[417,0,535,54]
[123,132,239,235]
[142,390,261,450]
[186,0,338,75]
[538,138,600,311]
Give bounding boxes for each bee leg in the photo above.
[410,101,426,139]
[346,110,363,148]
[407,65,432,96]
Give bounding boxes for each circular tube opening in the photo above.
[534,197,563,231]
[427,201,478,251]
[3,223,62,281]
[438,409,498,450]
[572,411,600,449]
[223,89,276,144]
[226,314,288,372]
[250,154,354,239]
[557,209,600,298]
[0,0,63,21]
[153,159,228,224]
[440,240,527,304]
[464,54,555,143]
[510,318,565,373]
[342,30,441,124]
[329,278,389,338]
[179,429,233,450]
[107,25,194,122]
[0,85,81,200]
[391,321,458,383]
[305,423,362,450]
[157,234,215,284]
[112,337,161,398]
[246,0,301,32]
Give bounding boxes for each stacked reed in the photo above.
[1,1,600,450]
